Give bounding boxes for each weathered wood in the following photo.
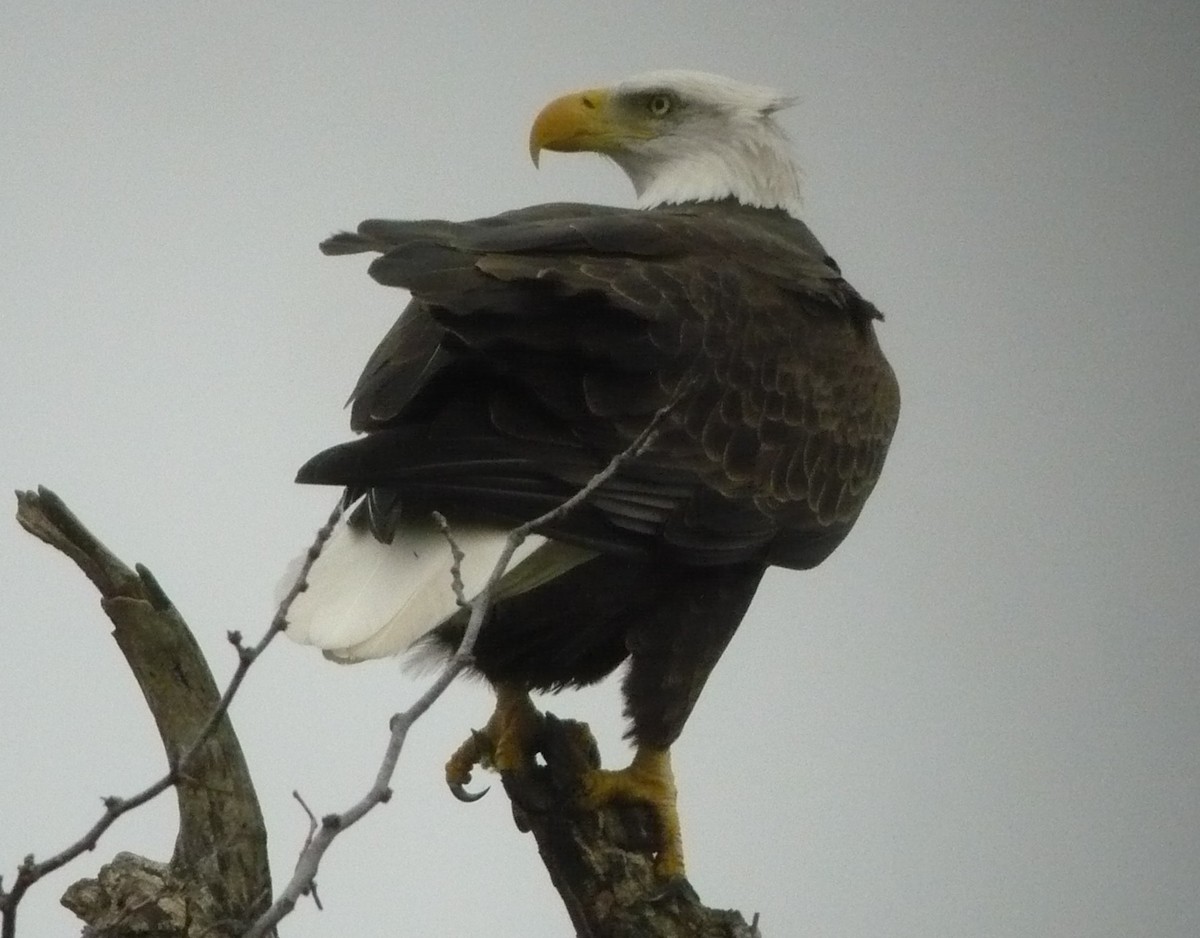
[13,488,271,937]
[500,712,759,938]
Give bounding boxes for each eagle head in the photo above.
[529,69,803,214]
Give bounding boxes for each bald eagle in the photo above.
[286,70,900,880]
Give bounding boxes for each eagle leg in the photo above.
[445,683,543,801]
[581,745,686,880]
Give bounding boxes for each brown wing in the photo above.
[299,201,900,568]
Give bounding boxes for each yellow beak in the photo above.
[528,88,620,166]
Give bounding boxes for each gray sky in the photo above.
[3,3,1198,936]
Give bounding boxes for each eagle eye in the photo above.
[646,93,674,117]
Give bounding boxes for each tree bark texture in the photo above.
[500,713,759,938]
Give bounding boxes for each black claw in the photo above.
[449,781,490,803]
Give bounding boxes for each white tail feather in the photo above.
[280,513,590,664]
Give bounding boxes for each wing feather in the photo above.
[306,201,899,569]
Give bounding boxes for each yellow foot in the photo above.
[445,684,542,802]
[581,745,686,880]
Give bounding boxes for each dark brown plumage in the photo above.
[298,198,899,749]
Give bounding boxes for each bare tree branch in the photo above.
[2,487,289,937]
[290,792,323,911]
[432,511,470,610]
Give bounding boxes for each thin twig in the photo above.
[0,498,344,938]
[291,792,323,911]
[243,404,671,937]
[431,511,470,610]
[292,791,319,855]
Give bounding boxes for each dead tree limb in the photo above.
[498,712,760,937]
[5,488,272,938]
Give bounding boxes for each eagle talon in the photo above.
[445,685,542,800]
[469,727,494,764]
[445,726,494,800]
[449,780,490,803]
[581,745,686,879]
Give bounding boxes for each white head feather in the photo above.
[609,70,803,214]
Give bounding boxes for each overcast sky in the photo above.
[3,3,1198,936]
